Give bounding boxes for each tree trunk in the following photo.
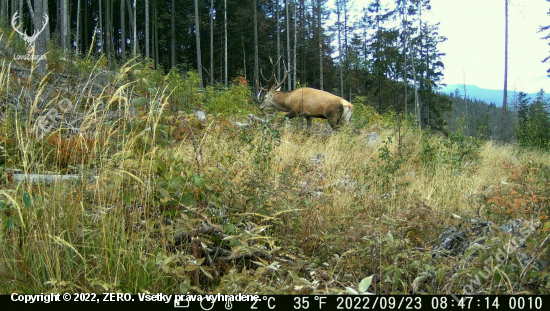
[33,0,46,74]
[121,0,126,62]
[133,0,136,58]
[410,40,420,128]
[293,0,297,89]
[99,0,103,55]
[318,0,323,90]
[402,0,408,114]
[285,0,291,91]
[337,0,343,97]
[25,0,34,24]
[276,0,280,81]
[145,0,149,58]
[344,0,349,100]
[253,0,259,94]
[502,0,508,142]
[19,0,23,27]
[154,0,158,67]
[11,0,15,20]
[210,0,214,85]
[75,0,80,54]
[224,0,228,85]
[106,0,112,66]
[242,32,246,80]
[194,0,203,88]
[300,0,304,85]
[60,0,68,54]
[0,1,4,25]
[171,0,175,67]
[84,0,88,52]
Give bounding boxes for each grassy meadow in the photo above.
[1,56,549,295]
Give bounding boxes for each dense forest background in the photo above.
[0,0,549,146]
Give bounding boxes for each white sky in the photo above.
[328,0,550,93]
[428,0,550,93]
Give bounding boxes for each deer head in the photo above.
[258,57,290,109]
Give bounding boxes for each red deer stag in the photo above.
[258,59,351,130]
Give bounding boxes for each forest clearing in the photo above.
[1,0,550,296]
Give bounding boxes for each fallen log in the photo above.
[8,171,98,184]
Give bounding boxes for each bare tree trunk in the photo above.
[75,0,80,54]
[276,0,280,81]
[99,0,103,55]
[133,0,136,58]
[224,0,228,85]
[318,0,323,90]
[1,2,6,27]
[210,0,214,86]
[194,0,203,88]
[106,0,113,66]
[242,32,246,79]
[337,0,343,97]
[125,0,139,57]
[402,0,408,114]
[0,1,4,25]
[11,0,16,20]
[409,40,420,128]
[502,0,508,142]
[285,0,291,91]
[121,0,126,62]
[154,0,158,67]
[60,0,68,54]
[84,0,88,52]
[253,0,259,94]
[344,0,349,100]
[145,0,149,58]
[300,0,304,84]
[171,0,175,67]
[293,0,297,89]
[19,0,23,26]
[25,0,34,22]
[33,0,46,74]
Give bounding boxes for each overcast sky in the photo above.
[428,0,550,93]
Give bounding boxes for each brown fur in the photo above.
[259,87,346,129]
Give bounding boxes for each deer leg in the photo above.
[327,105,344,130]
[327,117,337,130]
[285,111,297,119]
[306,117,312,128]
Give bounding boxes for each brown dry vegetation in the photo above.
[1,58,549,295]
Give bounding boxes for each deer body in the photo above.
[260,87,346,129]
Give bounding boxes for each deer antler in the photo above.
[266,56,291,91]
[11,11,28,39]
[256,80,268,99]
[273,60,291,91]
[260,68,271,83]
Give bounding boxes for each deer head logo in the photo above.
[11,11,49,55]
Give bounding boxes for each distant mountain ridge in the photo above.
[440,84,544,106]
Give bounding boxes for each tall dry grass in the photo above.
[1,56,549,294]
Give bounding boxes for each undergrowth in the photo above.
[0,55,549,295]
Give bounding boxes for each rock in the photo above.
[366,132,379,146]
[194,110,207,123]
[310,153,325,165]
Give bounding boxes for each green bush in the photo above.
[203,82,254,116]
